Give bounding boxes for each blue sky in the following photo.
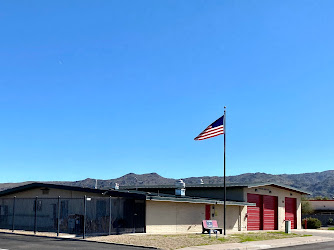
[0,1,333,183]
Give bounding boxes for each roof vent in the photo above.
[114,183,119,190]
[175,179,185,196]
[175,179,185,188]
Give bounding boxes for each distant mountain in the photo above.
[1,171,334,197]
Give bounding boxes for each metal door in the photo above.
[205,205,211,220]
[285,197,297,229]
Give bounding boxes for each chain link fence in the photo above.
[0,196,145,238]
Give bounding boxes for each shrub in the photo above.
[302,217,322,229]
[301,201,314,215]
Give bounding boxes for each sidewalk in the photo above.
[181,235,334,250]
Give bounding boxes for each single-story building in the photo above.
[0,181,309,234]
[122,182,310,231]
[308,200,334,212]
[302,200,334,226]
[0,182,253,234]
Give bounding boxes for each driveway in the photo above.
[293,228,334,238]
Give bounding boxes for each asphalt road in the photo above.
[271,241,334,249]
[0,233,150,250]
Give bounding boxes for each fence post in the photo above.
[57,196,60,237]
[34,196,38,234]
[12,196,16,232]
[109,196,112,235]
[83,195,86,239]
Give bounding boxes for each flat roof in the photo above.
[0,182,254,206]
[121,182,311,195]
[146,195,255,206]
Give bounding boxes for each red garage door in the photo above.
[247,194,262,230]
[285,197,297,229]
[247,194,278,231]
[263,195,278,230]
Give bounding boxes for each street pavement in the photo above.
[0,233,152,250]
[270,241,334,250]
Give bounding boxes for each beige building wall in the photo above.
[309,200,334,211]
[209,204,247,231]
[244,185,302,230]
[0,188,105,199]
[145,200,246,233]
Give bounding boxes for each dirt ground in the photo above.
[87,232,308,250]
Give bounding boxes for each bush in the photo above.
[302,217,322,229]
[301,201,314,215]
[328,218,334,225]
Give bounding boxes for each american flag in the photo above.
[194,115,224,140]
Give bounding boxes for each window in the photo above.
[41,188,50,195]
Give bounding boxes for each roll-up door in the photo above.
[285,197,297,229]
[248,193,278,231]
[247,194,262,230]
[263,195,278,230]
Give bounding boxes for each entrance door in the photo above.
[205,205,211,220]
[134,200,145,233]
[285,197,297,229]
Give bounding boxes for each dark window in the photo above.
[41,188,50,195]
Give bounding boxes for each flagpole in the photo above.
[224,106,226,236]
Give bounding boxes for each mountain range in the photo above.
[1,170,334,197]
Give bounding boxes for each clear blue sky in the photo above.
[1,1,333,183]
